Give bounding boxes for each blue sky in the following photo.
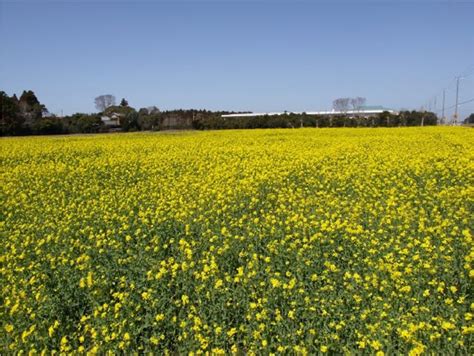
[1,1,473,119]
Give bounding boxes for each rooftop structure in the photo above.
[222,106,396,118]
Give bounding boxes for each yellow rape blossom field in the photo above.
[1,127,473,354]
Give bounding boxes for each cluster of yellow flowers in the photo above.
[1,127,473,354]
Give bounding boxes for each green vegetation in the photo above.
[1,90,443,136]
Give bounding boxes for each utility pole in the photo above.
[454,76,461,125]
[442,89,445,124]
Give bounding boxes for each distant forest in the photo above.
[0,90,456,137]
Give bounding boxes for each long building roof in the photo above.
[222,108,396,118]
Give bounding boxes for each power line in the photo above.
[422,65,473,104]
[423,77,457,111]
[461,65,474,78]
[422,66,474,123]
[434,98,474,113]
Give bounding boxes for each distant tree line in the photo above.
[194,111,438,130]
[0,90,446,137]
[464,113,474,125]
[1,90,53,135]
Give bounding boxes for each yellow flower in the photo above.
[155,313,165,322]
[409,343,426,356]
[441,321,455,330]
[10,303,19,315]
[371,340,382,350]
[86,271,93,287]
[2,127,473,354]
[400,285,411,293]
[181,295,189,305]
[270,278,281,288]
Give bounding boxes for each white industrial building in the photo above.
[222,106,396,118]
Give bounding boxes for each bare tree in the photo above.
[333,98,351,113]
[350,97,366,112]
[350,97,366,126]
[332,98,350,126]
[95,95,116,112]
